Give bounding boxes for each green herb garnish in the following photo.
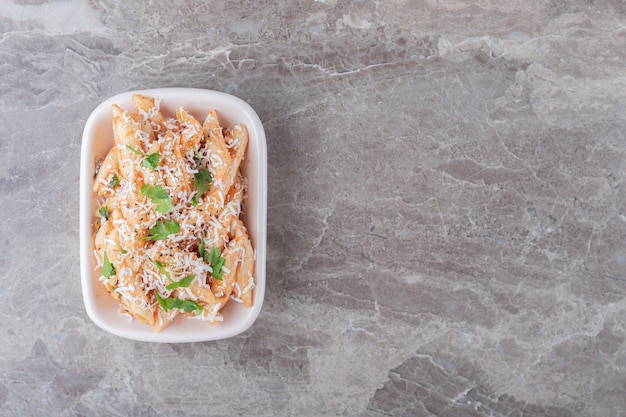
[140,184,173,214]
[107,174,120,188]
[125,144,160,170]
[191,147,212,206]
[98,206,109,220]
[166,275,196,290]
[209,247,226,280]
[102,252,116,279]
[142,153,160,170]
[199,236,207,262]
[195,168,212,197]
[152,260,172,282]
[155,292,202,314]
[139,219,180,241]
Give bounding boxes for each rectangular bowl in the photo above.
[79,88,267,343]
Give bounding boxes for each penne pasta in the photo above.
[93,95,255,331]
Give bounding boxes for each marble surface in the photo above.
[1,1,625,416]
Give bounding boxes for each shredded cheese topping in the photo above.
[92,94,255,332]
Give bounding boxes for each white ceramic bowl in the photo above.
[79,88,267,342]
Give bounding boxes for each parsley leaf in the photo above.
[125,144,160,171]
[198,236,207,262]
[107,174,120,188]
[209,247,226,280]
[142,153,160,170]
[98,206,109,220]
[102,252,116,279]
[194,168,212,197]
[155,292,203,314]
[166,274,196,290]
[152,260,172,282]
[154,291,167,310]
[139,219,180,241]
[191,148,212,206]
[121,249,127,255]
[141,184,173,214]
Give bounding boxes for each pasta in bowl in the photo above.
[80,88,266,342]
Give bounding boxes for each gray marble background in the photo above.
[1,1,625,416]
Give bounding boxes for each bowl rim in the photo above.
[79,88,267,343]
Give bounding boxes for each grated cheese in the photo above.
[93,94,255,332]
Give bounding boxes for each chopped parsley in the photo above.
[107,174,120,189]
[140,184,173,214]
[209,247,226,280]
[139,219,180,241]
[152,260,172,281]
[98,206,109,221]
[199,236,207,261]
[191,147,212,206]
[166,274,196,290]
[102,252,116,279]
[121,249,127,255]
[125,144,160,170]
[198,239,225,280]
[143,153,160,170]
[155,292,202,314]
[192,168,212,206]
